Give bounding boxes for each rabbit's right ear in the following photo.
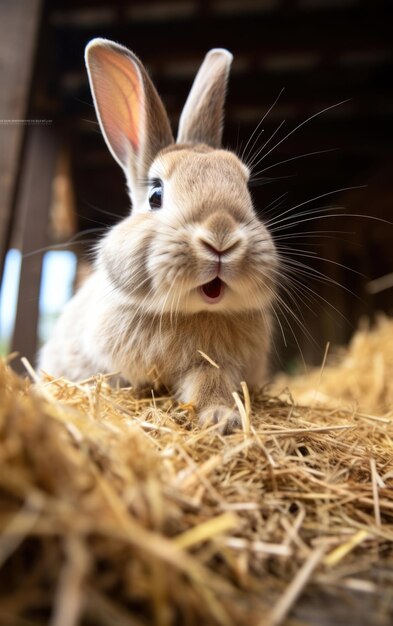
[85,39,173,185]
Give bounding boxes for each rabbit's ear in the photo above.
[177,49,233,148]
[85,38,173,182]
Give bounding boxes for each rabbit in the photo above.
[38,38,279,432]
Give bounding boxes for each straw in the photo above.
[0,316,392,625]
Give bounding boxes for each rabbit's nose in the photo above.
[198,211,242,256]
[199,237,240,257]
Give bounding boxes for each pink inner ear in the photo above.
[90,46,142,159]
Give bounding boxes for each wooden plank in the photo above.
[0,0,43,280]
[11,125,57,372]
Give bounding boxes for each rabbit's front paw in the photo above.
[199,404,242,434]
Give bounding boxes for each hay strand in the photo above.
[261,545,326,626]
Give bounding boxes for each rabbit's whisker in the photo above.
[250,148,336,181]
[246,119,286,171]
[273,262,354,324]
[241,87,285,166]
[22,228,107,259]
[270,211,391,235]
[276,247,366,280]
[250,99,350,172]
[264,185,366,229]
[82,200,126,220]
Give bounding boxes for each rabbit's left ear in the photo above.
[85,39,173,185]
[177,48,233,148]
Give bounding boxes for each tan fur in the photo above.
[39,41,278,432]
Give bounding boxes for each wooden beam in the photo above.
[11,125,58,372]
[60,62,393,114]
[0,0,43,282]
[51,6,393,74]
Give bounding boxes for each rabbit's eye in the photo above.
[149,180,163,210]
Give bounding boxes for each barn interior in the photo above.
[0,0,392,370]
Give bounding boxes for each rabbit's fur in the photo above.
[39,39,278,431]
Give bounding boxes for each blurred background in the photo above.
[0,0,392,373]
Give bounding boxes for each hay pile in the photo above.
[273,316,393,414]
[0,319,392,626]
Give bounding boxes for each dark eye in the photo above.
[149,180,163,210]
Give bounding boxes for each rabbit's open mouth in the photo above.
[199,277,225,304]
